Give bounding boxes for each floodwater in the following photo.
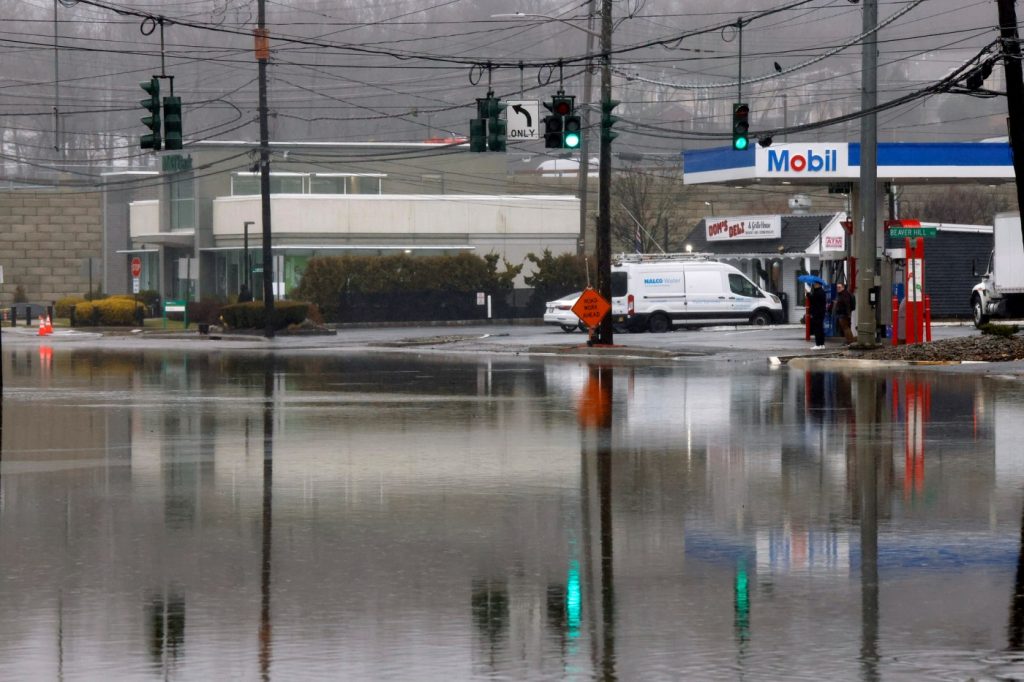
[2,347,1024,681]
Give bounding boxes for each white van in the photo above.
[610,257,784,332]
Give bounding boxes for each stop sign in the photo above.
[130,257,142,278]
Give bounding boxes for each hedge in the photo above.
[73,298,145,326]
[220,301,309,330]
[292,253,521,322]
[56,296,86,319]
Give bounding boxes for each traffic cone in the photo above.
[37,315,46,336]
[44,315,53,335]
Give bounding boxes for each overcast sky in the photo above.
[0,0,1007,174]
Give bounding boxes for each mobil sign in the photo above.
[756,143,849,178]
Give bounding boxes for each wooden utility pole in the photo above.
[595,0,614,345]
[996,0,1024,246]
[256,0,275,338]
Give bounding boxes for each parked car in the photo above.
[543,292,586,332]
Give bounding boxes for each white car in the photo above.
[543,292,586,332]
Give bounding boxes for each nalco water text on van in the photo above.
[610,255,784,332]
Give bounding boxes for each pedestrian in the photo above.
[238,283,253,302]
[833,282,855,344]
[808,280,827,349]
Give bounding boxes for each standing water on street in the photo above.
[2,346,1024,680]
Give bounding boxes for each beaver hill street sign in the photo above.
[889,226,937,238]
[571,288,611,329]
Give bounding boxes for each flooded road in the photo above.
[2,346,1024,680]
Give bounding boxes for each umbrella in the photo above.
[797,274,827,286]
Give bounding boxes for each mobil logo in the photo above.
[765,146,841,173]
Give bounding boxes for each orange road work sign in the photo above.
[571,287,610,329]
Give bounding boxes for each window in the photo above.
[169,172,195,230]
[729,273,763,298]
[231,173,305,196]
[611,271,629,297]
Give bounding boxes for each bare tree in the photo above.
[611,163,688,253]
[902,186,1009,225]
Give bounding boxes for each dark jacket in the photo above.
[833,289,853,317]
[809,286,827,318]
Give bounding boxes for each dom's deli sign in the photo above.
[705,215,782,242]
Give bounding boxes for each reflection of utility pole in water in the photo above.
[855,373,880,682]
[1008,499,1024,649]
[579,365,616,680]
[259,363,274,681]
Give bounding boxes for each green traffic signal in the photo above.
[732,102,750,151]
[139,77,161,151]
[564,115,581,149]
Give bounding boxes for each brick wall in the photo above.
[0,190,102,306]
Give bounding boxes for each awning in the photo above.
[130,231,194,247]
[115,248,160,254]
[198,244,476,252]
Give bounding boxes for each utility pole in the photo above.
[256,0,274,338]
[576,0,597,255]
[53,0,62,161]
[855,0,878,346]
[996,0,1024,246]
[595,0,614,345]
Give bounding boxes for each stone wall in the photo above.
[0,190,102,307]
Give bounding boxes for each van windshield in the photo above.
[611,271,628,298]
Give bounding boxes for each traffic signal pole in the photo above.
[256,0,274,338]
[595,0,614,346]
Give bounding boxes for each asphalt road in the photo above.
[0,319,985,364]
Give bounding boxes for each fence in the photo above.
[336,288,544,324]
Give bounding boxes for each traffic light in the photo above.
[544,113,564,148]
[544,93,577,149]
[470,92,506,152]
[163,96,183,150]
[139,77,161,151]
[488,117,507,152]
[601,98,620,143]
[563,115,582,149]
[732,102,750,151]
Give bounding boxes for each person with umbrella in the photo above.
[801,275,828,349]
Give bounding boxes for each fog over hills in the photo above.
[0,0,1004,178]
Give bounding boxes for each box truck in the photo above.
[971,213,1024,327]
[610,255,785,332]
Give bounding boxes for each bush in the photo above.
[73,298,146,326]
[523,249,589,309]
[292,253,522,322]
[188,300,222,325]
[220,301,309,330]
[980,322,1020,337]
[56,296,86,318]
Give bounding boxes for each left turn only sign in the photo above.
[506,100,539,140]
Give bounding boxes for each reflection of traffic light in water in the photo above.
[734,560,750,643]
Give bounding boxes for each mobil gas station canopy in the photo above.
[682,141,1015,186]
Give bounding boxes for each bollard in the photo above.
[891,297,900,346]
[804,295,810,341]
[26,305,32,327]
[924,295,932,342]
[9,306,15,327]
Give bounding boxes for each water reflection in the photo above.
[2,348,1024,679]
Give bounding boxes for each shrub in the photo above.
[523,249,589,309]
[220,301,309,330]
[980,322,1020,337]
[293,253,521,322]
[73,298,145,326]
[13,285,27,303]
[188,300,222,325]
[56,296,86,318]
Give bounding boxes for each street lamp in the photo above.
[705,200,715,215]
[494,5,614,345]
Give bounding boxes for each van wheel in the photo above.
[749,311,772,326]
[648,313,672,333]
[972,296,989,328]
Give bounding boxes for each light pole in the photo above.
[704,200,715,215]
[243,220,254,294]
[493,7,613,344]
